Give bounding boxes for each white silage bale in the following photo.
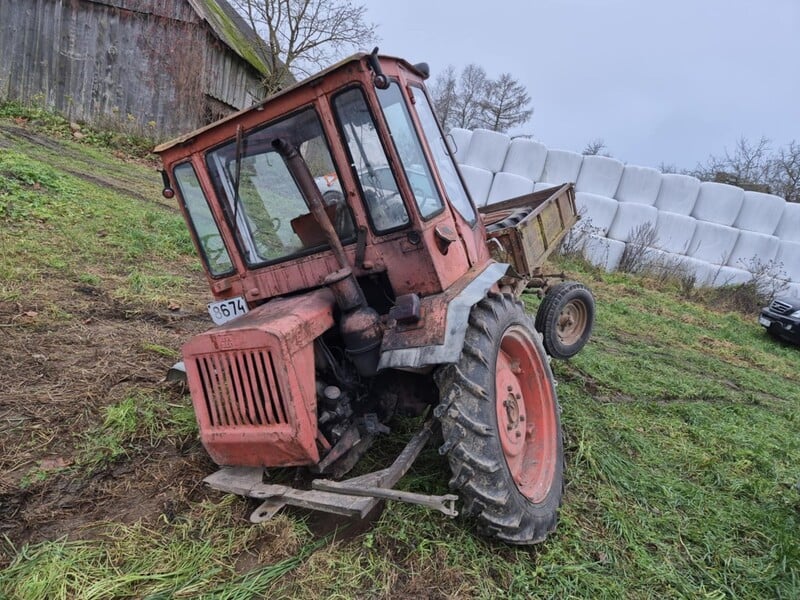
[606,202,659,242]
[725,231,779,269]
[582,234,626,272]
[691,182,745,226]
[534,182,558,192]
[501,138,547,181]
[642,249,715,285]
[655,173,701,215]
[486,172,534,205]
[774,202,800,242]
[539,150,583,186]
[676,255,719,286]
[575,155,624,197]
[711,266,752,287]
[448,128,473,164]
[463,129,510,173]
[615,165,662,205]
[459,165,494,208]
[775,240,800,282]
[653,211,697,254]
[574,192,619,236]
[687,221,740,265]
[733,191,786,234]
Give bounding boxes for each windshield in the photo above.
[205,108,354,267]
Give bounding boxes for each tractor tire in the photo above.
[434,292,563,545]
[535,281,595,360]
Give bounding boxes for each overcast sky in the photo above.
[362,0,800,170]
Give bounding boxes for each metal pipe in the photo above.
[271,138,350,270]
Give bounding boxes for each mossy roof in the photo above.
[187,0,270,75]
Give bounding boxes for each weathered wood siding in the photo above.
[0,0,264,135]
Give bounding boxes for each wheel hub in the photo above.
[557,300,587,345]
[495,326,557,503]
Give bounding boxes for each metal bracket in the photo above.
[312,480,458,517]
[203,418,459,521]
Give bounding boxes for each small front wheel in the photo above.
[535,281,595,360]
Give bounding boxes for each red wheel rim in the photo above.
[495,326,557,503]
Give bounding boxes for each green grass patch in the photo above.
[77,393,197,470]
[0,498,316,600]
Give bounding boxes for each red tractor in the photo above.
[155,50,594,544]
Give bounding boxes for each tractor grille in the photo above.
[770,299,793,315]
[194,350,289,427]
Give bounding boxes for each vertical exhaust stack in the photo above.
[272,138,382,376]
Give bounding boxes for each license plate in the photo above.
[758,316,771,327]
[208,296,249,326]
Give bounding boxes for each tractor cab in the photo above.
[156,52,489,318]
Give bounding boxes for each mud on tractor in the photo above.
[155,50,594,545]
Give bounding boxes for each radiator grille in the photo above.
[771,299,792,314]
[194,350,288,427]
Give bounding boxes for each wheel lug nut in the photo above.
[514,393,521,400]
[515,431,522,438]
[519,415,525,422]
[507,385,513,392]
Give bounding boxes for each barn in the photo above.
[0,0,272,136]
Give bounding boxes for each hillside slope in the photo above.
[0,116,798,599]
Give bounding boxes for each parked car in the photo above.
[759,296,800,345]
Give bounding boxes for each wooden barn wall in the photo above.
[0,0,265,136]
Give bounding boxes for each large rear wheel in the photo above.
[435,292,563,544]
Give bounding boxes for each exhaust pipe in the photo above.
[272,138,382,376]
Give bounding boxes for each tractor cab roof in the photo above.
[153,53,428,154]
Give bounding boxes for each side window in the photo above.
[411,86,477,225]
[377,83,444,219]
[173,163,234,277]
[332,87,410,233]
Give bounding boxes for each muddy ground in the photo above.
[0,282,216,548]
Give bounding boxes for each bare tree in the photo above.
[582,138,611,157]
[479,73,533,132]
[430,65,457,130]
[690,136,800,202]
[772,141,800,203]
[231,0,378,95]
[451,64,489,130]
[431,64,532,133]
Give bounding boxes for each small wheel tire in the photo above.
[535,281,595,360]
[435,292,563,545]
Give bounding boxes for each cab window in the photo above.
[410,85,477,225]
[377,82,444,219]
[332,87,410,233]
[173,162,235,277]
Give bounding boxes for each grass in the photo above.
[1,111,798,598]
[0,128,201,312]
[76,393,198,472]
[0,498,316,600]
